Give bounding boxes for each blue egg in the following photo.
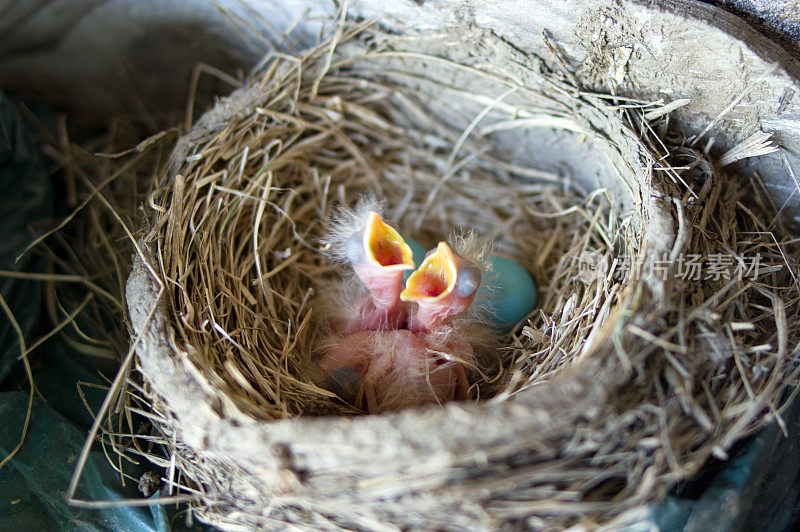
[476,255,538,332]
[403,238,428,281]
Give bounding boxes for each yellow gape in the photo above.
[364,212,414,269]
[400,242,457,302]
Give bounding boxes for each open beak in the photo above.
[401,242,480,329]
[363,212,414,272]
[347,211,414,313]
[401,242,457,303]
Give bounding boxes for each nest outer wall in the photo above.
[125,22,800,532]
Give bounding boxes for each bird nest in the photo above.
[124,22,800,530]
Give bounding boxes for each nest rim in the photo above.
[121,22,799,531]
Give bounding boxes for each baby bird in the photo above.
[342,211,415,333]
[401,241,482,332]
[320,328,472,413]
[321,204,415,334]
[318,203,481,413]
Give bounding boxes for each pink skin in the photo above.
[342,213,413,332]
[320,329,473,413]
[349,265,409,333]
[325,292,407,335]
[409,291,476,333]
[353,263,407,311]
[343,296,407,335]
[403,243,481,332]
[322,221,480,413]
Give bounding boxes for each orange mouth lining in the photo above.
[408,270,449,297]
[401,242,457,301]
[365,212,414,268]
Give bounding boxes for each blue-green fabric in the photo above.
[0,92,173,532]
[0,92,49,382]
[0,392,165,532]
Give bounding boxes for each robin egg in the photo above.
[402,237,428,281]
[476,255,538,332]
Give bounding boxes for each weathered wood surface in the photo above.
[2,0,798,220]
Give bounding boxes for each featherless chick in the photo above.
[317,200,484,413]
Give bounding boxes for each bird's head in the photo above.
[345,212,414,309]
[401,241,481,330]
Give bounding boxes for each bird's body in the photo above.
[341,294,409,335]
[320,327,474,412]
[317,201,484,413]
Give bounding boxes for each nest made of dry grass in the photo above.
[58,20,800,531]
[144,28,634,420]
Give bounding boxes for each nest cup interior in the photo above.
[145,26,655,420]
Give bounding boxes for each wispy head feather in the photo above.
[448,230,493,274]
[319,194,387,265]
